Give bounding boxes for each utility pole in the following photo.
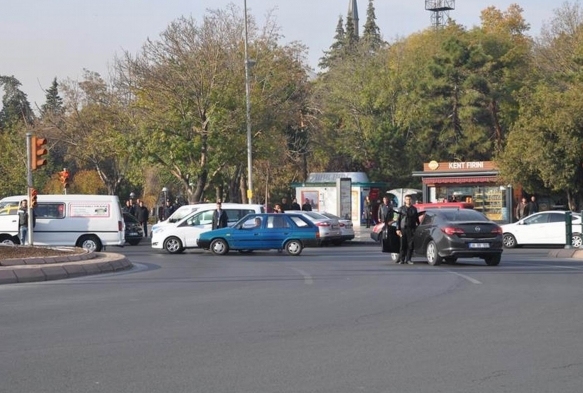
[244,0,254,203]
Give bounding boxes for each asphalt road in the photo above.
[1,243,583,393]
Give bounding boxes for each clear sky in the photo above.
[1,0,558,110]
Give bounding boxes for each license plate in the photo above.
[469,243,489,248]
[130,232,138,236]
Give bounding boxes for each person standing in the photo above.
[377,197,394,226]
[212,202,228,230]
[281,197,290,211]
[290,198,301,210]
[162,200,175,221]
[363,196,373,228]
[136,200,150,237]
[396,195,420,265]
[526,195,539,216]
[515,197,528,221]
[273,204,284,213]
[17,199,35,245]
[301,199,312,211]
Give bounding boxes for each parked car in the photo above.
[501,211,582,248]
[319,212,354,243]
[370,202,474,242]
[123,213,143,246]
[286,210,343,245]
[386,208,503,266]
[197,213,320,256]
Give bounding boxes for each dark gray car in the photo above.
[390,208,503,266]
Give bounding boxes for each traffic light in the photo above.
[59,169,70,188]
[31,136,48,170]
[31,188,38,208]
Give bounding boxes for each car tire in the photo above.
[285,240,303,256]
[0,235,17,245]
[389,253,399,263]
[426,240,442,266]
[572,234,583,248]
[503,233,517,248]
[485,254,501,266]
[77,235,102,252]
[164,236,184,254]
[210,239,229,255]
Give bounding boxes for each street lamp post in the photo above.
[244,0,253,203]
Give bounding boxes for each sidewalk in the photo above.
[352,226,376,243]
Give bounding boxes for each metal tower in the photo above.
[425,0,455,29]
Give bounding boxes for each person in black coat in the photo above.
[301,199,312,211]
[212,202,229,230]
[396,195,420,265]
[136,200,150,237]
[290,198,301,210]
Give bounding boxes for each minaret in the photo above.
[348,0,359,37]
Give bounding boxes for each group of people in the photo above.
[378,195,420,265]
[123,198,151,237]
[271,197,313,213]
[515,195,539,221]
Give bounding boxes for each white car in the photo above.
[286,210,343,245]
[320,212,354,243]
[501,210,582,248]
[151,204,264,253]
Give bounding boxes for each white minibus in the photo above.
[0,194,125,251]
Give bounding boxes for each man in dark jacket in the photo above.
[301,199,312,211]
[378,196,394,225]
[526,195,539,216]
[212,202,229,230]
[396,195,420,265]
[136,200,150,237]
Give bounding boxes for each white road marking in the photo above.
[444,270,482,284]
[289,267,314,285]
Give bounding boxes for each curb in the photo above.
[548,248,583,259]
[0,253,133,285]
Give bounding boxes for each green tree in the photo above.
[319,16,346,69]
[0,75,34,129]
[362,0,384,51]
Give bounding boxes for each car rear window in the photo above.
[289,216,311,228]
[439,209,489,222]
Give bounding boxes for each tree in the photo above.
[121,5,310,203]
[0,75,34,129]
[319,16,346,69]
[362,0,384,51]
[40,78,64,117]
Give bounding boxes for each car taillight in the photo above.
[118,221,123,231]
[441,226,464,236]
[339,223,346,227]
[317,222,331,227]
[492,226,503,235]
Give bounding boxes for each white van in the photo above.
[0,194,125,252]
[151,203,264,253]
[150,204,201,233]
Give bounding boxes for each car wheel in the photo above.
[77,235,102,252]
[572,234,583,248]
[485,254,501,266]
[503,233,517,248]
[389,253,399,263]
[164,236,184,254]
[210,239,229,255]
[128,240,141,246]
[0,235,17,245]
[285,240,303,256]
[426,240,442,266]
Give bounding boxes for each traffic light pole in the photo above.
[25,133,34,245]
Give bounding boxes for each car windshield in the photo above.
[321,212,340,220]
[169,206,199,222]
[438,209,490,222]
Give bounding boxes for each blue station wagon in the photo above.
[196,213,321,256]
